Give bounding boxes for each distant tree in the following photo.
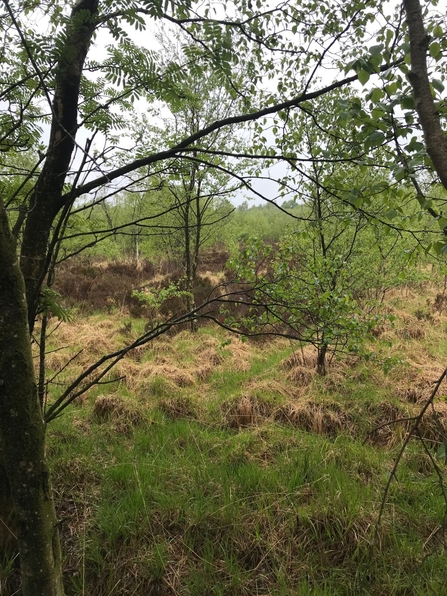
[133,34,242,328]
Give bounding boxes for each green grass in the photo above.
[53,416,446,595]
[26,294,447,596]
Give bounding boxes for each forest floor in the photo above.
[7,282,447,595]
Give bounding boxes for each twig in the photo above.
[373,367,447,545]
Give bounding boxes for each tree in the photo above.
[403,0,447,192]
[134,42,242,325]
[226,157,416,375]
[1,0,447,594]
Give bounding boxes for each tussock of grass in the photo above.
[276,400,349,437]
[224,337,254,372]
[92,394,147,429]
[110,359,142,391]
[158,395,200,420]
[419,401,447,442]
[139,362,196,390]
[393,361,447,403]
[221,394,276,428]
[280,345,318,369]
[285,364,315,386]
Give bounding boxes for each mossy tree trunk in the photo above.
[0,201,64,595]
[0,2,99,593]
[0,453,16,555]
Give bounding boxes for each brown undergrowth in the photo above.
[36,283,447,445]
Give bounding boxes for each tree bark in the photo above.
[403,0,447,191]
[316,344,327,376]
[0,2,98,592]
[20,0,99,330]
[0,201,64,595]
[0,452,16,554]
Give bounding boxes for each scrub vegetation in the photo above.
[4,260,447,596]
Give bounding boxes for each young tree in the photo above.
[1,0,447,594]
[227,159,416,375]
[130,35,243,327]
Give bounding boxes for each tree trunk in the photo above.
[316,344,327,376]
[19,0,99,330]
[0,201,64,595]
[0,453,16,554]
[182,190,198,332]
[403,0,447,191]
[185,275,198,332]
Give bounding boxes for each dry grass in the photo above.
[276,400,349,437]
[38,317,124,375]
[27,283,447,596]
[221,395,276,428]
[224,337,254,372]
[110,359,143,392]
[393,362,447,403]
[220,379,293,428]
[364,401,413,446]
[200,270,226,285]
[139,363,195,390]
[158,395,200,420]
[280,345,318,369]
[40,285,447,446]
[418,401,447,442]
[92,394,147,433]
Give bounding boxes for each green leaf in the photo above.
[392,165,406,181]
[385,81,398,95]
[370,87,383,103]
[347,189,363,208]
[385,209,398,220]
[401,95,415,110]
[357,69,370,85]
[405,138,424,152]
[369,44,383,57]
[429,42,441,60]
[433,241,444,255]
[432,78,445,93]
[371,107,385,121]
[367,130,385,147]
[371,108,385,120]
[38,288,73,322]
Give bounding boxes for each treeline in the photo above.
[59,194,306,263]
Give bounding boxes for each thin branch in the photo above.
[373,368,447,545]
[67,61,402,204]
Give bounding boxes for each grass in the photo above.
[4,285,447,595]
[54,417,446,595]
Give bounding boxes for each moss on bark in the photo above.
[0,200,64,595]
